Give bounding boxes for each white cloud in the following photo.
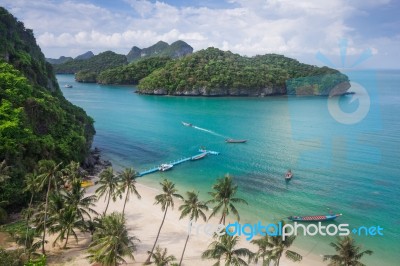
[2,0,398,68]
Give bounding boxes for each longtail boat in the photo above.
[191,153,207,161]
[225,139,247,143]
[288,213,342,222]
[182,121,192,127]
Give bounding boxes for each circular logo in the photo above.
[327,82,370,125]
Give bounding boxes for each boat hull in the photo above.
[288,214,342,222]
[225,139,247,143]
[191,153,207,160]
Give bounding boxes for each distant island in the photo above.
[49,41,193,83]
[137,48,350,97]
[49,41,349,96]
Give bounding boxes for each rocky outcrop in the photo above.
[137,85,288,97]
[126,40,193,62]
[75,51,94,60]
[82,147,112,175]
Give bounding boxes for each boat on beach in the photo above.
[64,84,73,88]
[191,153,207,160]
[288,213,342,222]
[158,163,173,171]
[285,170,293,180]
[182,121,192,127]
[225,139,247,143]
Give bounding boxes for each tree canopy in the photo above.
[138,47,349,96]
[0,7,94,212]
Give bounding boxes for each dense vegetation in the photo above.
[97,57,172,85]
[138,47,349,96]
[0,7,94,213]
[53,51,127,82]
[126,40,193,62]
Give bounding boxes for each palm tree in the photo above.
[96,167,118,215]
[117,167,141,216]
[148,246,176,266]
[37,159,62,254]
[0,159,11,183]
[145,179,182,264]
[12,228,43,261]
[178,191,208,266]
[64,180,97,221]
[24,171,40,219]
[207,174,248,224]
[61,161,83,187]
[23,171,40,254]
[49,205,85,249]
[323,236,373,266]
[250,235,271,266]
[250,221,302,266]
[202,233,253,266]
[87,212,138,266]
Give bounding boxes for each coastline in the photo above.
[46,179,324,265]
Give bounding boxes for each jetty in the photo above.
[138,150,218,177]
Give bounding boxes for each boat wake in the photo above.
[192,126,226,138]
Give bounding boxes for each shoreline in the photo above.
[46,178,324,265]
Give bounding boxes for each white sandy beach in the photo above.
[45,179,324,266]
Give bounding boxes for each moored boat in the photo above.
[285,170,293,180]
[182,121,192,127]
[225,139,247,143]
[191,153,207,160]
[158,163,173,171]
[64,84,73,88]
[288,213,342,222]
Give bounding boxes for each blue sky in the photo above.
[3,0,399,68]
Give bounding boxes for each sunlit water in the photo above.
[58,71,399,265]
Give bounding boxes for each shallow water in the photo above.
[58,71,400,265]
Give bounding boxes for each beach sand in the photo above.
[45,179,324,266]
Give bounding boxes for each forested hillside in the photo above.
[53,51,127,82]
[97,57,172,84]
[138,47,350,96]
[0,7,95,211]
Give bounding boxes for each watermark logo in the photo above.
[287,39,382,168]
[187,220,384,241]
[327,82,370,125]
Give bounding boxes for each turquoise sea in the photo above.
[58,71,399,266]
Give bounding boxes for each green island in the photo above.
[137,47,350,96]
[53,51,127,82]
[0,6,375,266]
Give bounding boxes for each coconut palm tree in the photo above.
[202,233,254,266]
[250,235,271,266]
[87,212,138,266]
[0,159,11,183]
[207,174,248,224]
[23,171,40,254]
[148,246,177,266]
[250,221,302,266]
[12,228,43,261]
[64,180,97,221]
[24,171,40,219]
[49,205,85,249]
[117,167,141,216]
[323,236,373,266]
[145,179,182,264]
[37,159,62,254]
[61,161,83,188]
[178,191,208,266]
[96,167,118,215]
